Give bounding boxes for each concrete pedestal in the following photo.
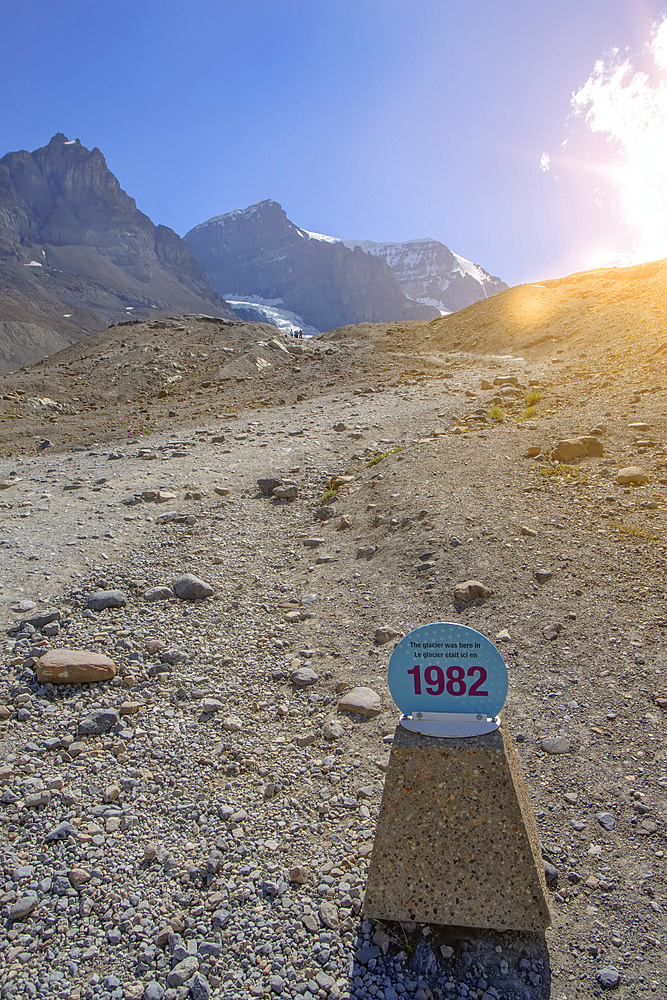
[364,721,550,932]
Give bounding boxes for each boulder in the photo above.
[173,574,214,601]
[35,649,117,684]
[616,466,648,485]
[258,477,283,496]
[144,586,174,602]
[453,580,492,603]
[551,436,603,462]
[84,590,127,611]
[338,686,381,715]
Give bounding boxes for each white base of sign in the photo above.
[400,711,501,738]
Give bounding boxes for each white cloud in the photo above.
[539,152,551,172]
[571,16,667,265]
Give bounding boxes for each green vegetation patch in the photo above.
[365,446,402,468]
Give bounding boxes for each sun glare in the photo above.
[571,17,667,267]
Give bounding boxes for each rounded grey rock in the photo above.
[258,477,284,496]
[322,719,344,740]
[173,574,215,601]
[291,667,319,687]
[596,811,616,831]
[144,586,174,602]
[143,983,165,1000]
[596,966,621,988]
[166,955,199,987]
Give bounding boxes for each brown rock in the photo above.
[145,639,166,654]
[617,466,649,485]
[314,506,336,520]
[288,866,310,884]
[295,733,316,746]
[273,485,299,500]
[68,868,91,888]
[453,580,493,603]
[338,686,382,715]
[119,701,141,716]
[374,626,404,645]
[35,649,117,685]
[336,515,352,530]
[551,436,604,462]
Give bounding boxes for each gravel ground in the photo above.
[0,347,665,1000]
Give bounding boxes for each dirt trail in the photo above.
[0,310,665,998]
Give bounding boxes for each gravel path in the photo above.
[1,355,665,1000]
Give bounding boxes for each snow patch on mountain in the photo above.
[298,228,341,244]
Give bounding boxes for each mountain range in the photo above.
[0,135,508,372]
[184,201,507,333]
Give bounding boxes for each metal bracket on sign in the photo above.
[400,711,501,738]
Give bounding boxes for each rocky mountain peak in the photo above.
[0,135,234,371]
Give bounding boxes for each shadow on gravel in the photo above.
[346,919,551,1000]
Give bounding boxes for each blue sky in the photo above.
[3,1,667,286]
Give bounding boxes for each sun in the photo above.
[571,17,667,267]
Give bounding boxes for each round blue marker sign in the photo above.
[388,622,508,719]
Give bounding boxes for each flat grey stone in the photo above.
[78,708,119,736]
[84,589,127,611]
[22,609,61,629]
[540,736,572,754]
[9,894,39,921]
